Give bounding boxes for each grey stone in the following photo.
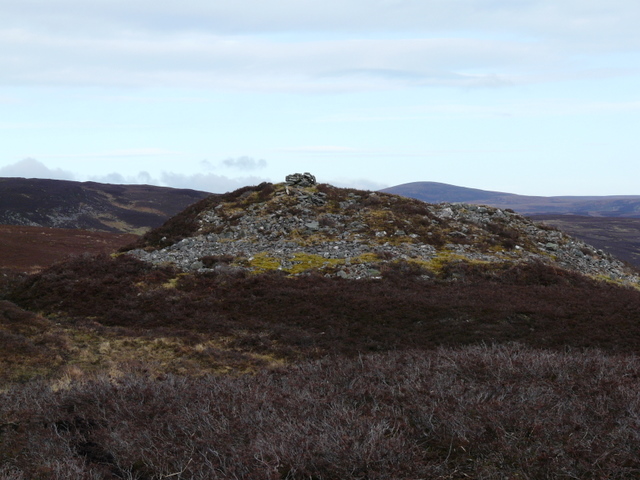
[285,172,317,187]
[125,185,640,286]
[439,207,454,219]
[305,221,320,231]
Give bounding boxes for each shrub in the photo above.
[7,255,640,359]
[2,346,640,479]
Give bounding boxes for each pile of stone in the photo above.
[285,172,317,187]
[126,180,639,285]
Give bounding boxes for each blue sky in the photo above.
[1,0,639,195]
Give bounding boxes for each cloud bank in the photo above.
[0,158,267,193]
[0,158,76,181]
[89,170,268,193]
[159,172,267,193]
[2,1,638,91]
[221,156,267,170]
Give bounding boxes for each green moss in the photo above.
[247,253,282,273]
[412,251,491,276]
[287,253,343,275]
[422,251,464,273]
[353,252,379,263]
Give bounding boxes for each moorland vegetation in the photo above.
[2,181,640,479]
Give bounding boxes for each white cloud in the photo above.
[313,99,640,122]
[63,148,181,158]
[330,177,389,191]
[4,1,640,43]
[0,158,76,180]
[160,171,268,193]
[201,157,268,172]
[88,171,156,185]
[0,31,549,90]
[200,160,215,171]
[0,157,268,193]
[2,1,638,91]
[279,145,365,154]
[87,168,265,193]
[222,156,267,170]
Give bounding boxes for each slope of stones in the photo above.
[126,182,639,285]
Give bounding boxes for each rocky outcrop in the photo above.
[126,182,639,285]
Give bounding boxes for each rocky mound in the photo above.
[124,176,639,286]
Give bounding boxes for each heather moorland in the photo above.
[2,180,640,479]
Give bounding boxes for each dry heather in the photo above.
[1,345,639,479]
[5,253,640,383]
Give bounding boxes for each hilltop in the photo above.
[3,175,640,479]
[123,176,638,285]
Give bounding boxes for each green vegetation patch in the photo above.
[287,253,343,275]
[244,252,282,273]
[240,251,394,276]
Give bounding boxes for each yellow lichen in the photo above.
[247,252,282,272]
[162,273,189,289]
[287,253,343,274]
[352,252,379,263]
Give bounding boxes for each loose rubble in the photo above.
[126,178,639,285]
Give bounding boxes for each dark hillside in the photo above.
[0,177,210,234]
[381,181,517,204]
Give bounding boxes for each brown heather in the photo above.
[7,254,640,359]
[3,182,640,478]
[1,346,640,479]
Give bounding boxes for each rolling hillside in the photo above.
[0,177,211,234]
[381,181,640,217]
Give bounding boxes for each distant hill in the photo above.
[381,181,640,217]
[0,177,211,234]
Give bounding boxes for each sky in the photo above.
[1,0,639,196]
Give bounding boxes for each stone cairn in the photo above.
[285,172,317,187]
